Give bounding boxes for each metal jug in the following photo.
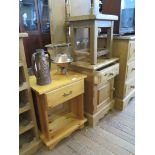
[32,49,51,85]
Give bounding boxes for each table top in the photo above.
[69,14,118,22]
[29,70,87,95]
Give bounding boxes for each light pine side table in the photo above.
[29,70,87,149]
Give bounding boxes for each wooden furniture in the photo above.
[98,35,135,110]
[19,33,41,155]
[70,58,119,127]
[29,70,87,149]
[112,36,135,110]
[101,0,135,34]
[19,0,51,67]
[69,14,118,65]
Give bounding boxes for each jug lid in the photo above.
[36,49,44,53]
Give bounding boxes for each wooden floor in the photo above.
[34,98,135,155]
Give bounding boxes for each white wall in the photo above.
[48,0,66,44]
[48,0,91,44]
[70,0,91,16]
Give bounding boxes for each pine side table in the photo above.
[29,70,87,149]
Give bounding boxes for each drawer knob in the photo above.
[132,68,135,71]
[130,85,135,89]
[63,91,72,97]
[109,73,114,76]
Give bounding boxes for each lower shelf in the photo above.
[49,111,85,138]
[19,121,34,135]
[41,110,87,149]
[20,138,42,155]
[19,103,31,114]
[19,82,28,92]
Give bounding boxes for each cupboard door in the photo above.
[97,81,111,110]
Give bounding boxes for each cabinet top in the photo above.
[70,57,119,71]
[69,14,118,22]
[29,70,86,95]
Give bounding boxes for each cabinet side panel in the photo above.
[112,39,129,98]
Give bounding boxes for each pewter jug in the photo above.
[32,49,51,85]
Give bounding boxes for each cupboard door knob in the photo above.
[63,91,72,97]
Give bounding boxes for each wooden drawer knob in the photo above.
[63,91,72,97]
[109,73,114,76]
[111,88,115,91]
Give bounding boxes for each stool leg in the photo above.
[90,24,98,65]
[70,26,77,61]
[107,21,114,57]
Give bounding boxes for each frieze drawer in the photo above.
[45,80,84,108]
[128,41,135,62]
[126,62,135,81]
[124,79,135,97]
[94,63,119,84]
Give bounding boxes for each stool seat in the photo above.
[69,14,118,22]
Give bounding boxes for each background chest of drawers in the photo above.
[19,33,41,155]
[112,36,135,110]
[98,35,135,110]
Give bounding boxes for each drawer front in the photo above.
[126,62,135,81]
[46,80,84,108]
[128,41,135,62]
[95,63,119,84]
[124,79,135,97]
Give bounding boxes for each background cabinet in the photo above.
[19,33,41,155]
[98,35,135,110]
[70,60,119,127]
[19,0,51,67]
[112,36,135,110]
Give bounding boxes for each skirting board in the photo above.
[114,90,135,110]
[85,100,114,127]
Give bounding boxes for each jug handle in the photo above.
[45,51,51,71]
[31,53,37,77]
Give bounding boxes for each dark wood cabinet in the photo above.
[102,0,135,34]
[19,0,51,67]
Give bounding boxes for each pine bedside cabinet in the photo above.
[29,70,87,149]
